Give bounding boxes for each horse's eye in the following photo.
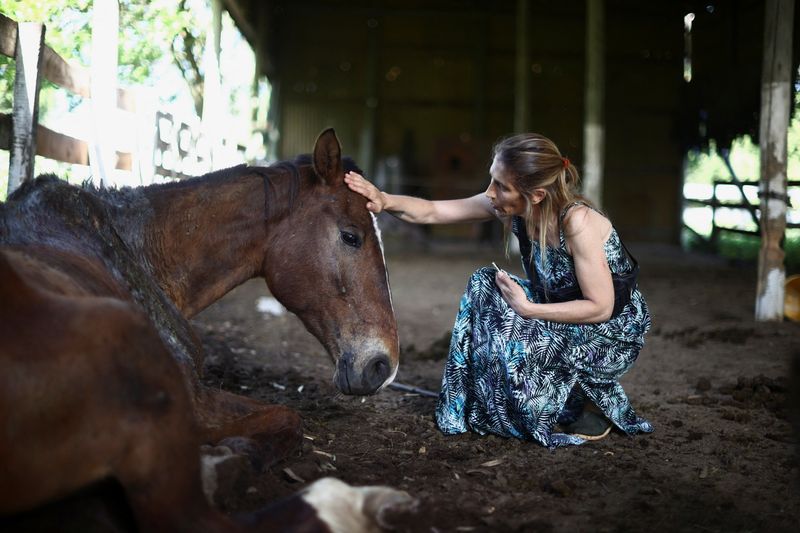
[340,231,361,248]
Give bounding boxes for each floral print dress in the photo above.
[435,205,653,447]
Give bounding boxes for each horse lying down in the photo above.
[0,128,409,529]
[0,128,399,468]
[0,251,415,532]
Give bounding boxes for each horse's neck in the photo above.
[137,173,267,317]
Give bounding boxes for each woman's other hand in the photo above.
[345,171,386,213]
[495,270,531,317]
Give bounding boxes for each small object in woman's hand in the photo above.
[492,262,504,273]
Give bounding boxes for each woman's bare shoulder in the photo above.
[562,204,612,241]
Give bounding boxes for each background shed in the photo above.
[224,0,800,244]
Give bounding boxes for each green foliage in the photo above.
[685,93,800,185]
[0,0,204,113]
[683,92,800,273]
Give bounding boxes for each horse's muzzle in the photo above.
[335,351,392,395]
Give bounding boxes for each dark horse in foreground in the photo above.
[0,130,406,529]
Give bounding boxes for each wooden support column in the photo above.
[472,12,488,139]
[755,0,794,321]
[582,0,605,208]
[267,80,281,161]
[513,0,529,133]
[359,15,380,178]
[8,22,45,195]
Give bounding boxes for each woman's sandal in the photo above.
[562,411,612,441]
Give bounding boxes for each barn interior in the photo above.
[222,0,800,244]
[2,3,800,532]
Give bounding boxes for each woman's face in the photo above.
[486,157,527,217]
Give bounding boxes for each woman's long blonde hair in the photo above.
[492,133,591,270]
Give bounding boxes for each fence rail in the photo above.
[0,12,222,195]
[683,178,800,245]
[0,13,137,188]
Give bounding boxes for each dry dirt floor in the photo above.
[191,242,800,533]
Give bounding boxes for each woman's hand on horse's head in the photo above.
[345,171,385,214]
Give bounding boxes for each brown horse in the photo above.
[0,128,398,464]
[0,251,414,532]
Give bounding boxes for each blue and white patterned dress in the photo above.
[435,205,653,447]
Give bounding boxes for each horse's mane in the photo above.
[3,154,364,224]
[6,173,63,203]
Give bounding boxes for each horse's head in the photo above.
[262,129,399,395]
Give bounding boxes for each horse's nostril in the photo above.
[365,354,391,389]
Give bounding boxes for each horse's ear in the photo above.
[0,252,36,310]
[313,128,343,185]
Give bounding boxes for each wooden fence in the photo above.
[0,13,139,193]
[0,12,223,196]
[684,179,799,245]
[683,147,799,247]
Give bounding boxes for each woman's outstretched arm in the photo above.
[345,171,496,224]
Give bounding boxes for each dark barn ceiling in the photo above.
[222,0,799,242]
[228,0,799,151]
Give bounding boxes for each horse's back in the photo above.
[1,176,206,377]
[0,251,196,516]
[0,247,128,300]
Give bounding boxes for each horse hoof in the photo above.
[216,437,264,471]
[200,446,255,508]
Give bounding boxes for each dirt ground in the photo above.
[191,240,800,533]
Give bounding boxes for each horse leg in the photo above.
[112,419,239,533]
[195,387,303,470]
[93,317,244,532]
[68,327,245,533]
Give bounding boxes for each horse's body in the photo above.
[0,130,402,526]
[0,251,413,532]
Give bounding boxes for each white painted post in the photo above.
[583,0,605,208]
[89,0,119,187]
[755,0,794,321]
[133,87,157,185]
[8,22,45,195]
[201,0,223,170]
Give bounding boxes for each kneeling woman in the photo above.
[345,133,652,448]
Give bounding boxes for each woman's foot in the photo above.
[562,411,612,441]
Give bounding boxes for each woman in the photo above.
[345,133,652,447]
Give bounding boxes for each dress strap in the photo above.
[558,200,589,226]
[557,201,589,248]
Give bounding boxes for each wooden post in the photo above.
[513,0,529,134]
[89,0,119,187]
[267,80,281,161]
[582,0,605,207]
[201,0,223,169]
[710,181,719,249]
[359,15,380,178]
[8,22,45,195]
[755,0,794,321]
[472,11,488,139]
